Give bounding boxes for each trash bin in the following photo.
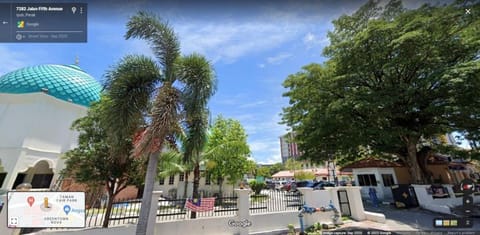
[391,184,419,208]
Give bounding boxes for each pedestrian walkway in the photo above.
[335,202,480,232]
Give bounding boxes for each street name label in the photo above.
[7,191,85,228]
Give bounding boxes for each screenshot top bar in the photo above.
[0,3,87,43]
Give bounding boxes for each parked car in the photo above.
[265,180,276,190]
[275,181,287,191]
[294,180,316,188]
[313,181,335,190]
[282,182,294,191]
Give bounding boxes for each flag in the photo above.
[185,197,215,212]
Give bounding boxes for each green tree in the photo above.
[269,162,285,176]
[63,100,144,228]
[285,158,302,172]
[103,12,216,234]
[294,171,315,181]
[282,0,480,183]
[255,166,272,178]
[205,116,252,195]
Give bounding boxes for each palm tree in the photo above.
[103,11,216,235]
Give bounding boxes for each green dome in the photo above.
[0,64,101,107]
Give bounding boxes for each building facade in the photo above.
[154,171,235,198]
[0,64,101,191]
[279,132,301,164]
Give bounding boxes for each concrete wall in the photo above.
[353,167,397,201]
[1,187,383,235]
[0,93,87,190]
[412,184,480,215]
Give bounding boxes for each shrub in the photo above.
[294,171,315,181]
[249,180,266,195]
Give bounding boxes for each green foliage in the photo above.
[285,158,302,171]
[287,224,295,235]
[294,171,315,181]
[306,222,322,233]
[282,0,480,183]
[248,180,266,195]
[63,99,145,228]
[63,99,145,188]
[255,166,272,178]
[205,116,252,186]
[158,149,187,178]
[110,11,217,229]
[269,163,285,175]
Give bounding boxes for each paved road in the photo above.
[337,202,480,232]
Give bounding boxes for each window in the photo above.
[31,174,54,188]
[168,175,175,185]
[357,174,377,186]
[159,177,165,185]
[382,174,395,187]
[12,173,26,190]
[179,173,185,182]
[205,173,211,185]
[0,172,6,188]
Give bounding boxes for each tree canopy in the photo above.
[205,116,253,192]
[63,99,145,227]
[282,0,480,183]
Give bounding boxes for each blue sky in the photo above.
[0,0,433,164]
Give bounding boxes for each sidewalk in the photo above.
[335,202,480,232]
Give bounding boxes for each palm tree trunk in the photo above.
[135,152,159,235]
[183,172,189,199]
[190,164,201,219]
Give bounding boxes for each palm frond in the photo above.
[158,149,185,178]
[178,53,217,114]
[103,55,160,145]
[135,84,181,156]
[177,54,217,165]
[183,109,209,164]
[125,11,180,82]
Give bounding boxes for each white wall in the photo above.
[353,168,397,201]
[0,93,87,190]
[155,173,235,198]
[7,187,384,235]
[412,184,480,214]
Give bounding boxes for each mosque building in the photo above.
[0,63,102,191]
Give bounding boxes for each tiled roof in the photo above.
[272,168,352,178]
[0,64,101,107]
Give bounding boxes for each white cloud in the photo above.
[303,32,316,43]
[303,32,330,49]
[266,53,293,65]
[258,154,282,165]
[239,100,267,109]
[258,64,265,68]
[175,21,302,64]
[243,112,289,164]
[249,142,270,152]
